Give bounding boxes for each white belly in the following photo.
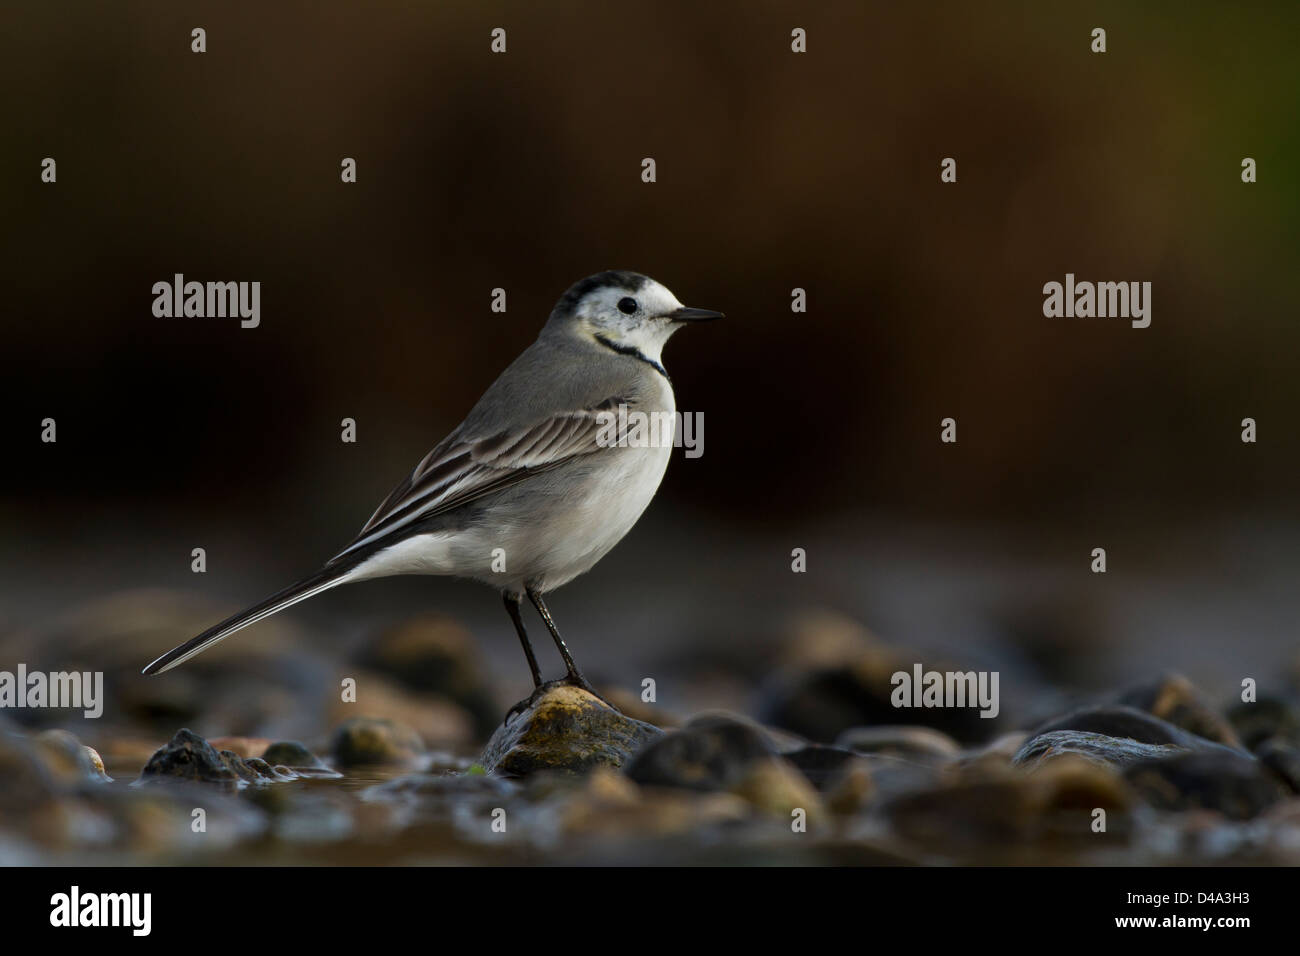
[531,436,673,589]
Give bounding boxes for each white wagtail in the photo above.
[143,271,722,707]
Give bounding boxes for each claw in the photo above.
[501,675,622,724]
[557,673,622,713]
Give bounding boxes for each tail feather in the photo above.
[141,564,357,675]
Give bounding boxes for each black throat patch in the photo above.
[594,333,669,381]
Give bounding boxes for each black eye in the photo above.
[617,297,638,315]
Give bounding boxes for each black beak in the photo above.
[667,306,725,322]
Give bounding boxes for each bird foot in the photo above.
[503,674,622,724]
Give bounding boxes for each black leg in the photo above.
[503,592,542,688]
[526,587,594,689]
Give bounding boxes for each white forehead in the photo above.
[581,278,683,317]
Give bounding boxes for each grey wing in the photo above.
[328,396,633,563]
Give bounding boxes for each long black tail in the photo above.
[141,563,359,675]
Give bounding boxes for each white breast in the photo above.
[529,384,676,590]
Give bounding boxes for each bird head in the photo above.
[547,270,723,362]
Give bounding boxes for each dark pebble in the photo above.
[138,728,239,790]
[1226,697,1300,751]
[885,759,1135,851]
[836,725,961,761]
[1029,705,1240,753]
[331,717,426,767]
[1124,750,1287,820]
[262,740,340,778]
[1255,739,1300,793]
[220,750,268,784]
[625,713,774,791]
[781,744,862,790]
[761,660,1003,746]
[1117,673,1241,748]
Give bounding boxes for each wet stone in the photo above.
[1028,705,1236,752]
[480,683,662,776]
[761,660,1003,746]
[1117,673,1242,748]
[33,729,112,785]
[836,725,961,762]
[221,750,267,784]
[846,753,942,805]
[624,713,774,791]
[729,756,825,823]
[331,717,426,767]
[1226,697,1300,751]
[328,672,475,751]
[760,616,1007,744]
[1124,750,1288,821]
[780,744,861,790]
[957,732,1029,774]
[244,757,298,782]
[138,728,239,790]
[1013,731,1187,770]
[885,757,1135,851]
[550,768,750,842]
[824,757,875,816]
[219,750,294,785]
[261,740,341,778]
[1255,739,1300,793]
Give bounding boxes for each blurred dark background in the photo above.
[2,2,1298,717]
